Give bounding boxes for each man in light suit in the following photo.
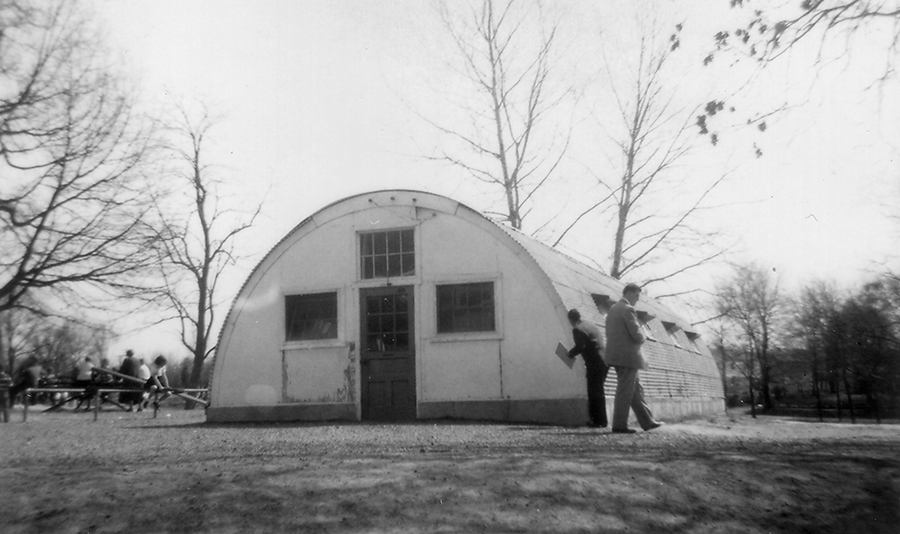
[605,283,662,433]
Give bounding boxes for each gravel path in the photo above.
[1,408,898,533]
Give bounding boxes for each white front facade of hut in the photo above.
[208,190,724,424]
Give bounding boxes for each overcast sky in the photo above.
[92,0,899,360]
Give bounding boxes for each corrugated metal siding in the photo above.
[493,221,724,401]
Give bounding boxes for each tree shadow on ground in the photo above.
[2,413,898,534]
[5,445,897,534]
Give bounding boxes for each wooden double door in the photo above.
[360,286,416,421]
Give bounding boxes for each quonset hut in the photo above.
[208,190,724,424]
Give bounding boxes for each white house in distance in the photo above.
[207,190,724,425]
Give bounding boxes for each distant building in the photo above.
[208,190,724,424]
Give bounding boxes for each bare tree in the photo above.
[715,262,785,412]
[832,278,900,422]
[431,0,572,230]
[0,306,40,374]
[792,280,842,421]
[554,22,728,290]
[709,323,734,405]
[29,318,111,378]
[0,0,158,315]
[710,319,760,416]
[152,105,260,389]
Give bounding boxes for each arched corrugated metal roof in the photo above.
[489,219,693,332]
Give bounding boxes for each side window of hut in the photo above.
[637,312,656,341]
[591,294,611,315]
[663,322,682,348]
[285,293,338,341]
[360,229,415,279]
[437,282,495,333]
[686,332,702,353]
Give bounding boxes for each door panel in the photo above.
[360,286,415,421]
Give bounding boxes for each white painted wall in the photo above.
[283,345,354,403]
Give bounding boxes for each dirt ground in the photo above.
[0,406,897,534]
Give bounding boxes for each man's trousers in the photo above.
[585,359,609,427]
[611,366,656,431]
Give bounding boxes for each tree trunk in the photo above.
[0,326,6,374]
[758,338,774,412]
[812,352,823,422]
[180,354,206,410]
[841,366,855,423]
[715,342,729,410]
[610,144,635,279]
[867,363,881,424]
[813,374,823,423]
[190,354,205,389]
[834,374,843,422]
[748,380,756,419]
[720,372,729,410]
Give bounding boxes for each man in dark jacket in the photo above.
[605,283,662,433]
[9,359,43,406]
[567,309,609,428]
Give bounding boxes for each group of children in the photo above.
[0,351,172,413]
[111,350,172,412]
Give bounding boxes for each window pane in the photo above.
[387,253,402,277]
[395,294,408,312]
[401,253,415,276]
[367,314,379,334]
[374,233,387,254]
[395,313,408,333]
[363,257,374,279]
[387,231,401,253]
[374,256,387,278]
[366,296,381,315]
[381,314,394,333]
[400,229,414,252]
[361,233,374,255]
[455,309,471,331]
[436,282,495,334]
[285,293,338,341]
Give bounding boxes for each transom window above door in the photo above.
[360,229,415,279]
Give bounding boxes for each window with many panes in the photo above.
[437,282,495,333]
[285,292,338,341]
[365,293,411,352]
[360,229,415,279]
